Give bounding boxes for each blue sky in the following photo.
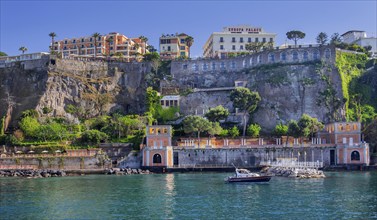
[1,0,376,57]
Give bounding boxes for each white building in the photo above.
[203,25,277,58]
[341,30,377,57]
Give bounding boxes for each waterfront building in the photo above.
[53,32,149,61]
[142,125,174,169]
[159,33,190,60]
[318,122,370,166]
[341,30,377,57]
[203,25,277,58]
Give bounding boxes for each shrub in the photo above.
[229,126,240,138]
[247,124,261,137]
[81,130,108,144]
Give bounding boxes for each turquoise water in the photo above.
[1,172,377,219]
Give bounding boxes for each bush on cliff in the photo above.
[247,124,261,138]
[81,130,108,144]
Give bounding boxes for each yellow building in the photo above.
[159,33,190,60]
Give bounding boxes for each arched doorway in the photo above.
[153,154,162,164]
[351,151,360,161]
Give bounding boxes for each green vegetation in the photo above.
[230,87,261,136]
[183,115,211,147]
[0,51,7,57]
[247,124,261,138]
[229,126,240,138]
[286,30,306,47]
[274,122,288,137]
[205,105,229,122]
[316,32,328,45]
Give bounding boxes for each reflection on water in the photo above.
[1,172,377,219]
[164,174,176,219]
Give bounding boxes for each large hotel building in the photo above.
[203,25,277,58]
[159,33,190,60]
[53,32,148,61]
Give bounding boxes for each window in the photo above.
[90,44,93,47]
[180,46,185,50]
[281,52,286,61]
[168,46,171,51]
[98,37,101,41]
[303,51,309,61]
[203,63,208,71]
[220,37,224,42]
[255,38,259,42]
[263,38,266,43]
[180,52,186,56]
[183,64,188,69]
[240,45,244,50]
[73,39,76,43]
[313,50,320,60]
[220,45,224,50]
[232,45,236,50]
[99,43,102,46]
[325,49,331,58]
[212,62,216,70]
[110,47,113,50]
[248,37,251,43]
[192,64,198,71]
[81,45,84,48]
[268,53,275,62]
[64,40,68,44]
[220,62,225,69]
[240,37,243,43]
[81,39,84,42]
[269,38,273,43]
[351,151,360,161]
[98,49,101,53]
[292,51,299,61]
[90,38,93,42]
[153,154,162,163]
[63,46,67,50]
[231,61,236,69]
[180,38,185,43]
[232,37,236,43]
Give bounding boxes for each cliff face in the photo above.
[0,58,150,128]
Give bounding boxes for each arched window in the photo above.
[325,49,331,58]
[292,51,299,61]
[220,62,225,69]
[249,58,253,66]
[313,50,320,60]
[153,154,162,163]
[242,60,246,68]
[280,52,286,61]
[257,55,261,63]
[212,62,216,70]
[192,64,198,71]
[231,61,236,69]
[268,53,275,62]
[203,63,208,71]
[303,51,309,61]
[351,151,360,161]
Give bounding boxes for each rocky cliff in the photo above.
[0,58,150,129]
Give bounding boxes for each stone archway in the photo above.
[153,154,162,164]
[351,151,360,161]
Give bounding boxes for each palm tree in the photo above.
[185,36,194,58]
[92,32,101,57]
[19,46,27,54]
[138,36,148,54]
[49,32,57,53]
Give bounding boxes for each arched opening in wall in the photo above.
[313,50,320,60]
[220,62,225,69]
[292,51,299,61]
[212,62,216,70]
[351,151,360,161]
[242,60,246,68]
[325,49,331,58]
[192,64,198,72]
[303,51,309,61]
[249,58,253,66]
[203,63,208,71]
[231,61,236,69]
[280,52,286,61]
[153,154,162,164]
[257,55,261,63]
[268,53,275,62]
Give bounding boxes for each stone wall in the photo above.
[174,146,334,168]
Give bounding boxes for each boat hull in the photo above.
[226,176,272,183]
